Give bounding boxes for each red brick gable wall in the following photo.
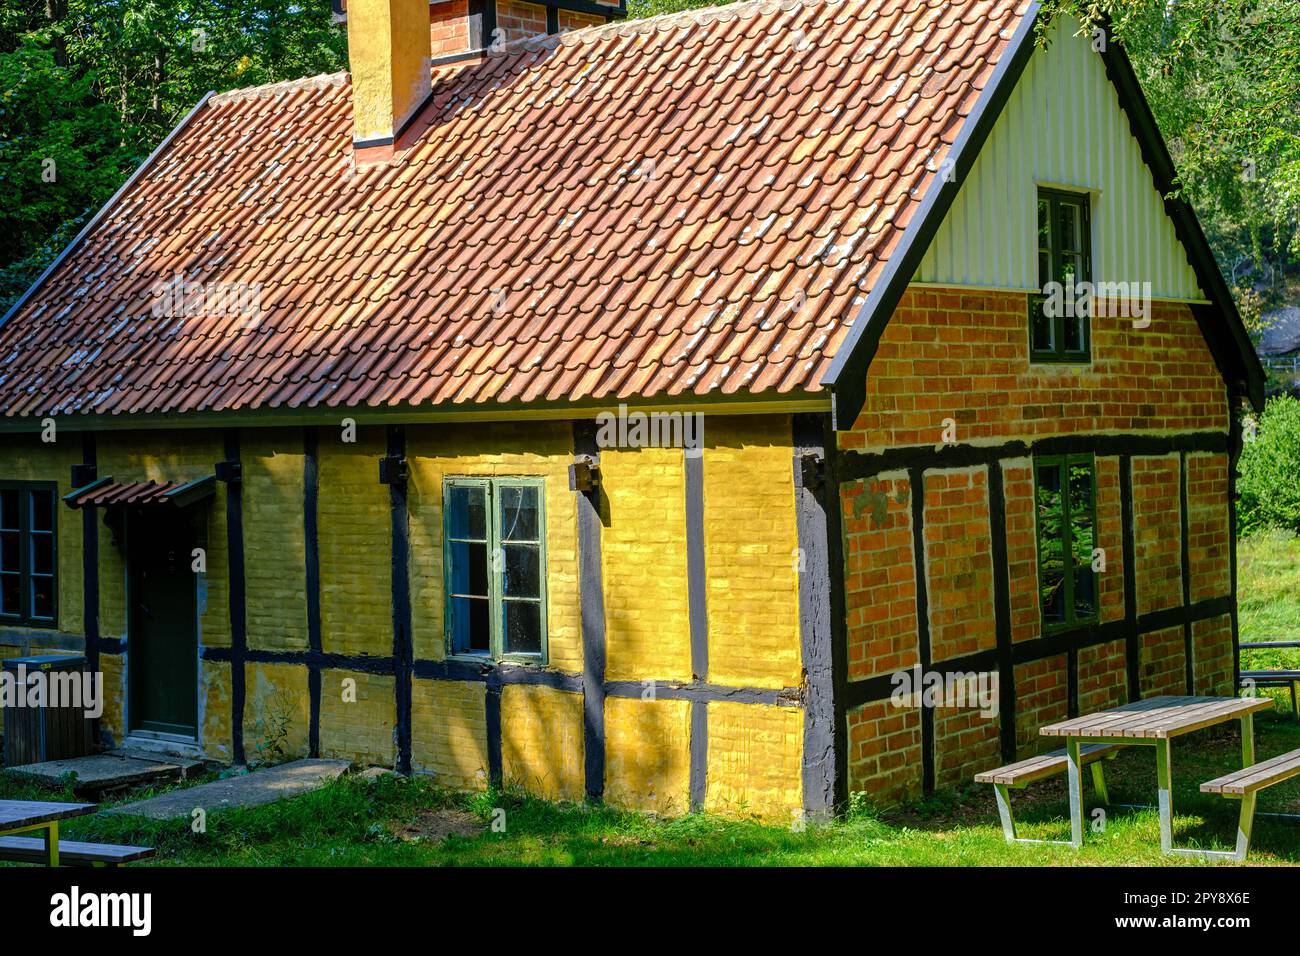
[839,289,1227,453]
[838,286,1236,806]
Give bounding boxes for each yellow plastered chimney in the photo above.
[347,0,432,146]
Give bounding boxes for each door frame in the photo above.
[123,506,203,743]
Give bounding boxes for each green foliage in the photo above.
[0,0,346,312]
[1239,396,1300,536]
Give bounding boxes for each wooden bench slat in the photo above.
[1201,748,1300,796]
[974,743,1123,786]
[0,836,154,865]
[1240,670,1300,681]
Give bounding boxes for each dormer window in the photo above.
[1030,189,1092,363]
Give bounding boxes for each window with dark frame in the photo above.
[444,477,547,663]
[1030,188,1092,362]
[1034,456,1097,629]
[0,481,58,628]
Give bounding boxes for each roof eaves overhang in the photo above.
[820,1,1044,431]
[0,390,832,433]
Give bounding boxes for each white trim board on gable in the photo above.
[915,19,1207,303]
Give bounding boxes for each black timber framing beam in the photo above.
[842,596,1235,711]
[223,428,247,765]
[684,423,709,810]
[574,420,606,802]
[79,433,99,680]
[387,425,413,775]
[836,431,1229,483]
[1120,455,1141,700]
[1228,391,1244,691]
[908,465,935,794]
[986,461,1017,761]
[303,426,322,758]
[792,413,842,816]
[1180,452,1194,693]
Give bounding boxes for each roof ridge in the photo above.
[543,0,832,46]
[208,71,348,107]
[206,0,843,106]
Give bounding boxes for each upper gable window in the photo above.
[1030,189,1092,363]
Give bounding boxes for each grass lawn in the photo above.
[3,531,1299,867]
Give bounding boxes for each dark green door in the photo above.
[128,508,198,737]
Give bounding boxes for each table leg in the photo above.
[1241,713,1256,768]
[1155,738,1174,854]
[1066,738,1084,848]
[43,821,59,867]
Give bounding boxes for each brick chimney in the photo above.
[335,0,622,158]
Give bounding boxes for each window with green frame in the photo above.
[1030,188,1092,362]
[0,481,58,627]
[1033,456,1097,628]
[443,477,547,663]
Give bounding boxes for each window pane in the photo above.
[1064,311,1087,353]
[0,573,18,616]
[450,595,490,654]
[1058,201,1080,253]
[1037,251,1050,289]
[0,531,18,573]
[1036,464,1065,624]
[502,543,540,598]
[446,484,486,540]
[1037,199,1049,251]
[31,532,54,576]
[1068,462,1096,619]
[29,490,53,532]
[0,490,17,530]
[1030,299,1054,352]
[499,485,539,542]
[31,575,53,620]
[503,601,542,656]
[448,541,488,597]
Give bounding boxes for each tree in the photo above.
[0,0,346,311]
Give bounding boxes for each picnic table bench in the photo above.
[0,836,154,867]
[976,695,1284,860]
[975,742,1124,844]
[1238,640,1300,717]
[0,799,152,866]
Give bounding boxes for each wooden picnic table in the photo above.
[0,800,96,866]
[1040,695,1273,858]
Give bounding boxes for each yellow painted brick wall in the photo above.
[99,654,127,745]
[601,445,692,681]
[603,695,691,814]
[702,416,801,689]
[319,668,393,767]
[243,429,308,652]
[411,678,489,789]
[501,683,584,802]
[318,428,390,658]
[704,701,803,821]
[406,422,579,669]
[201,660,233,762]
[244,662,311,762]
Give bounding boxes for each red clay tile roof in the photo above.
[0,0,1028,419]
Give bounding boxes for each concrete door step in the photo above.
[3,752,189,798]
[105,758,352,820]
